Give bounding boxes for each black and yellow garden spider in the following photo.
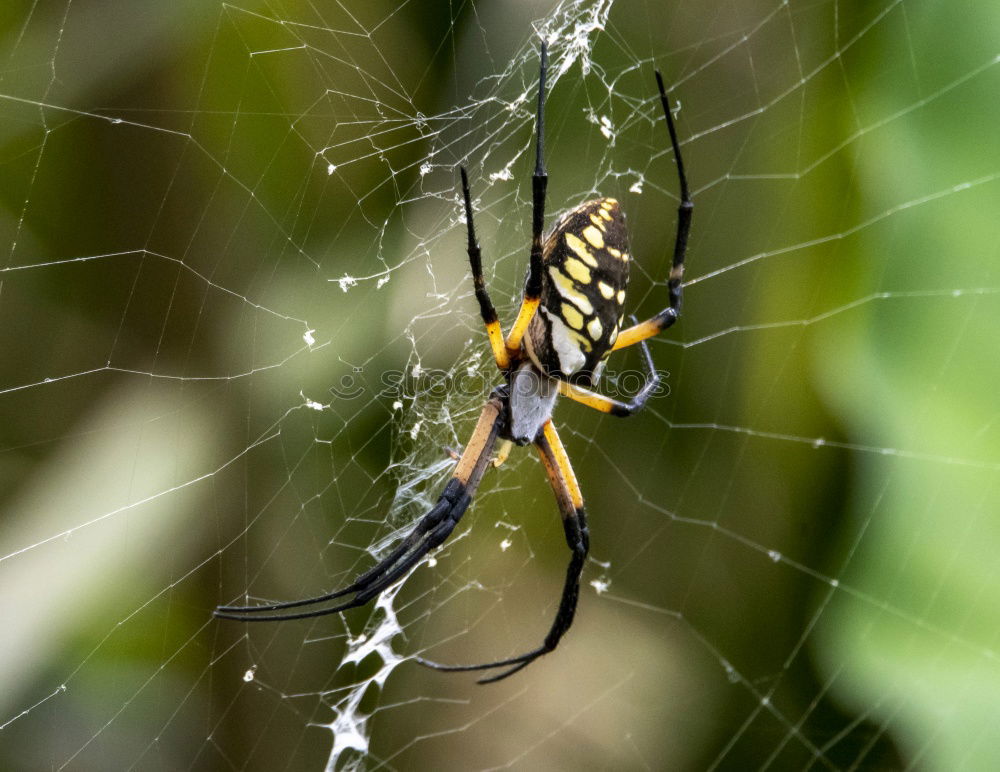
[215,41,692,684]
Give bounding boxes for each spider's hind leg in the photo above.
[417,418,588,684]
[214,397,505,623]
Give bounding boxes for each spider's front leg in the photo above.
[462,41,550,370]
[504,40,549,357]
[214,392,506,623]
[461,166,510,371]
[418,419,589,683]
[613,70,693,352]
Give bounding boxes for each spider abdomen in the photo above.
[525,197,630,383]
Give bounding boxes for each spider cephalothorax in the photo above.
[215,40,692,684]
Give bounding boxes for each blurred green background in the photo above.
[1,0,999,769]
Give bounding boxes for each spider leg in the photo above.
[214,395,505,623]
[504,39,549,356]
[417,419,588,684]
[492,439,513,468]
[612,70,693,352]
[461,166,510,371]
[559,322,659,417]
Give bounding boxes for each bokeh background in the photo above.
[2,0,999,769]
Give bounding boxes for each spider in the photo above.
[215,41,692,684]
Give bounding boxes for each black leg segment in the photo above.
[215,399,505,623]
[611,71,694,352]
[417,420,590,683]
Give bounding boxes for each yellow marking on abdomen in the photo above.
[561,303,585,331]
[564,233,599,267]
[589,213,607,231]
[562,256,591,284]
[565,325,593,352]
[587,317,603,340]
[548,266,594,314]
[597,281,615,299]
[582,225,605,249]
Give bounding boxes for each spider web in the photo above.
[2,0,999,768]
